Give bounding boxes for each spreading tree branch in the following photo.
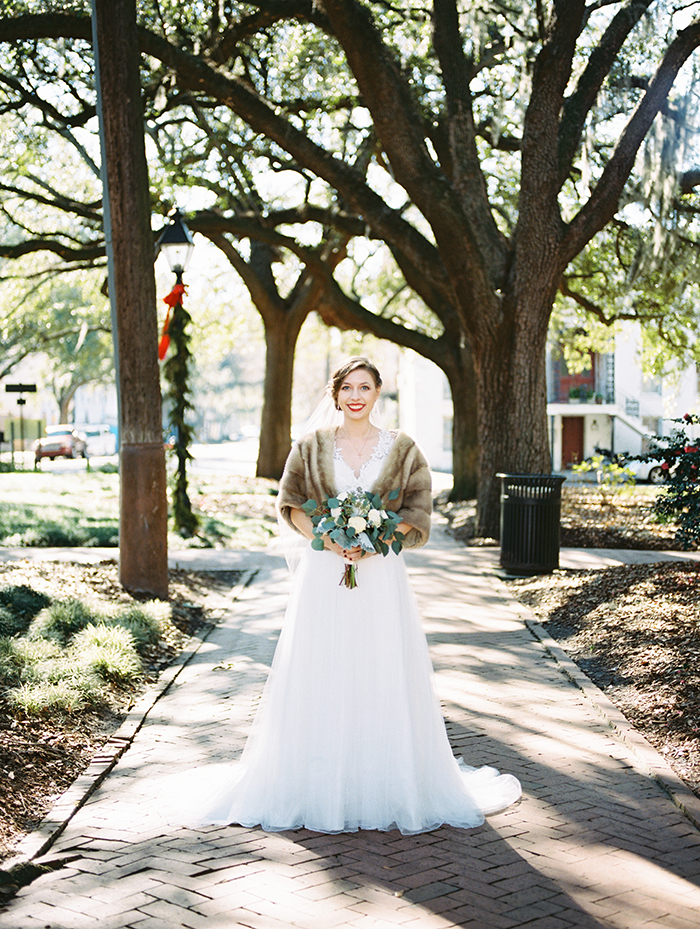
[558,1,654,186]
[564,17,700,261]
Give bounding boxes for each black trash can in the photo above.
[497,473,566,575]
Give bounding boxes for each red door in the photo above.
[562,417,584,467]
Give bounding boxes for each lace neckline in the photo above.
[333,428,394,480]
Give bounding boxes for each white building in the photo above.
[547,324,700,470]
[398,351,453,472]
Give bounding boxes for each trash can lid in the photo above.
[496,473,566,484]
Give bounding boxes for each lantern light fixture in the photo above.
[156,208,194,277]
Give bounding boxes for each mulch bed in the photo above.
[559,486,681,549]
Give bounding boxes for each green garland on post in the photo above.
[162,293,199,538]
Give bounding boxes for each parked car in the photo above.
[622,438,673,484]
[71,424,117,457]
[33,427,88,464]
[624,457,667,485]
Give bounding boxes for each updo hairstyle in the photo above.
[329,357,383,411]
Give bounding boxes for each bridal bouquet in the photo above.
[301,488,404,589]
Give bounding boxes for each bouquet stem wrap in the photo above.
[342,560,358,589]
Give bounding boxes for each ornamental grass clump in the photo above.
[71,624,142,684]
[0,583,52,637]
[0,587,172,716]
[0,637,62,688]
[27,598,106,645]
[650,414,700,549]
[9,680,94,716]
[0,637,52,687]
[109,603,166,653]
[1,638,102,715]
[0,605,23,639]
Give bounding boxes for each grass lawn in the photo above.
[0,470,120,547]
[0,466,279,549]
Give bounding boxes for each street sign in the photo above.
[5,384,37,393]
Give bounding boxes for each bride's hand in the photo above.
[325,539,362,560]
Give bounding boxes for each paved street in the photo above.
[2,526,700,928]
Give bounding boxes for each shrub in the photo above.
[651,414,700,549]
[572,452,636,501]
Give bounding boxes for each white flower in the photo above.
[337,491,348,501]
[367,508,382,527]
[330,507,342,518]
[348,515,367,533]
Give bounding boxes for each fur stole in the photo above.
[277,428,432,548]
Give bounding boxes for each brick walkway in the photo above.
[2,527,700,928]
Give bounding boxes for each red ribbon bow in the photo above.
[158,283,187,361]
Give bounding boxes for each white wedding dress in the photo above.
[189,430,521,834]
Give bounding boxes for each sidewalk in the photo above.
[2,528,700,928]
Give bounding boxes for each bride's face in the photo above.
[337,368,381,423]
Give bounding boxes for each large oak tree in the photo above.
[2,1,700,535]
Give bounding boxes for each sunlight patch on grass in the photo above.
[0,472,120,547]
[0,469,279,549]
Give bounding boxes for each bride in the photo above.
[195,357,521,834]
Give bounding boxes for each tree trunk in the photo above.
[256,315,304,480]
[92,0,168,597]
[474,302,552,540]
[444,348,478,501]
[58,391,74,424]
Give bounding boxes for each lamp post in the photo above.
[5,384,36,470]
[156,209,199,537]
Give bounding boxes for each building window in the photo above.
[642,417,662,447]
[642,373,662,394]
[443,416,453,452]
